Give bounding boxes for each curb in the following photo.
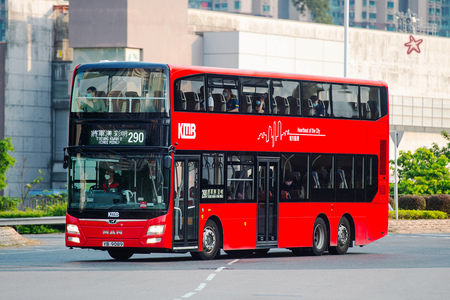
[388,219,450,234]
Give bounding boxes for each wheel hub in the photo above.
[203,227,216,252]
[337,224,349,246]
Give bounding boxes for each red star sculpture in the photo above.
[404,35,423,55]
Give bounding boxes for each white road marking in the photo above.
[227,259,239,265]
[206,274,216,281]
[195,283,206,291]
[181,292,195,298]
[177,260,239,299]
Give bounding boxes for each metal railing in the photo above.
[0,216,65,226]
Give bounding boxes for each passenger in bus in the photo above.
[311,95,324,117]
[103,169,120,192]
[78,86,106,112]
[253,95,265,114]
[199,86,214,111]
[223,88,239,112]
[280,173,300,198]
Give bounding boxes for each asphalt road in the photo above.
[1,233,450,300]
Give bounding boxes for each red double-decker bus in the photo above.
[65,62,389,260]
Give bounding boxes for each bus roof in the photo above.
[75,61,169,72]
[168,64,387,87]
[73,61,387,87]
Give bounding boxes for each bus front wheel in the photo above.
[196,219,220,260]
[329,217,351,255]
[108,249,133,260]
[311,217,327,256]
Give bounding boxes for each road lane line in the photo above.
[206,274,216,281]
[195,283,206,291]
[181,292,195,298]
[227,259,239,265]
[215,266,225,272]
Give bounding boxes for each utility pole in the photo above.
[344,0,349,77]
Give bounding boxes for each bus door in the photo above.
[257,158,279,246]
[173,156,200,251]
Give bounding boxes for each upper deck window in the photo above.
[174,73,387,121]
[241,77,270,114]
[332,84,359,119]
[71,68,169,116]
[360,86,387,120]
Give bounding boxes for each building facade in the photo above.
[189,0,450,36]
[1,0,71,198]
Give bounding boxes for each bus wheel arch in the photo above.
[193,216,222,260]
[329,214,353,255]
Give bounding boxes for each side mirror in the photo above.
[63,155,69,169]
[164,155,172,169]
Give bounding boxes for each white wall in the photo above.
[203,31,344,77]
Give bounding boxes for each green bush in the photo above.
[0,196,20,211]
[0,203,67,234]
[15,225,64,234]
[427,194,450,215]
[389,210,448,220]
[47,203,67,216]
[0,210,45,218]
[398,195,426,210]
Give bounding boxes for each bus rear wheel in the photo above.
[311,217,327,256]
[329,217,351,255]
[195,219,220,260]
[108,249,133,260]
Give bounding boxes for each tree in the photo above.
[291,0,333,24]
[392,147,450,195]
[0,137,16,191]
[431,130,450,159]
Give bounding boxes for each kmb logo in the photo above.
[178,123,196,139]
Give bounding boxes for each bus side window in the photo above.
[280,154,308,200]
[332,84,358,119]
[361,86,382,120]
[175,75,204,112]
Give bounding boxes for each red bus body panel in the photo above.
[66,63,389,255]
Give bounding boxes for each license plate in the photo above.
[102,241,124,247]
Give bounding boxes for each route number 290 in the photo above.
[128,131,144,144]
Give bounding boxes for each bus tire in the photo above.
[311,217,327,256]
[329,217,351,255]
[198,219,220,260]
[108,249,133,260]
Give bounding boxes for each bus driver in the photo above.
[103,169,120,191]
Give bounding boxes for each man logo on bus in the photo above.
[178,123,196,139]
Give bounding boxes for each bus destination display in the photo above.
[90,129,145,146]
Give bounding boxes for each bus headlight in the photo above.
[147,225,165,235]
[68,236,80,243]
[66,224,80,234]
[146,238,162,244]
